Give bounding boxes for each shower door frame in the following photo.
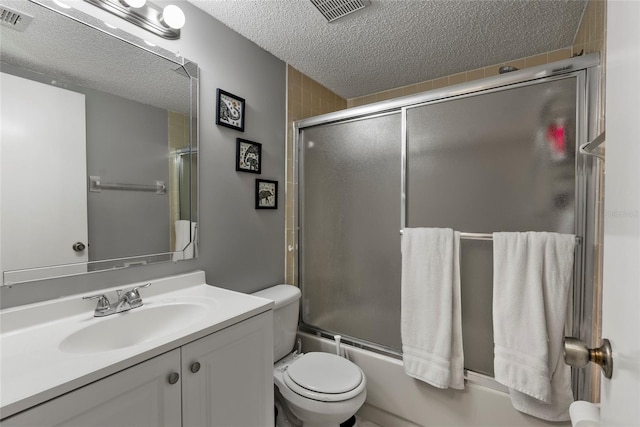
[294,54,602,399]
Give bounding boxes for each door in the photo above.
[600,0,640,424]
[2,349,182,426]
[181,312,274,427]
[0,72,88,283]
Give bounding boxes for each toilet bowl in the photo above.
[274,352,366,427]
[252,285,367,427]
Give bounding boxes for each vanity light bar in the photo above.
[83,0,181,39]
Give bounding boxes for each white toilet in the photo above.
[253,285,366,427]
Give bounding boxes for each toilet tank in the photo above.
[252,284,301,362]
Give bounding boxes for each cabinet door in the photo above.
[182,312,274,427]
[3,349,181,427]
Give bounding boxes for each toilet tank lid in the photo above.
[252,284,301,309]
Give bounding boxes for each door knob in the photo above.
[72,241,86,252]
[564,337,613,379]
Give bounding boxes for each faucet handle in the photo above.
[83,294,112,316]
[126,283,151,308]
[132,283,151,294]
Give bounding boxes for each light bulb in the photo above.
[120,0,146,8]
[52,0,72,9]
[160,5,185,30]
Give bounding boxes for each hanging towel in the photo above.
[492,231,575,421]
[401,227,464,390]
[173,220,198,261]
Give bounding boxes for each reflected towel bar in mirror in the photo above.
[89,176,166,194]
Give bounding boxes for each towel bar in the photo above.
[89,176,166,194]
[399,230,582,244]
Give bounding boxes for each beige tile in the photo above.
[503,58,525,71]
[360,94,378,106]
[402,84,418,96]
[301,87,311,104]
[466,68,485,82]
[572,44,585,57]
[347,98,361,108]
[548,48,572,63]
[449,72,466,86]
[288,65,302,88]
[524,53,548,68]
[416,80,433,93]
[574,21,586,46]
[432,76,449,89]
[386,87,404,100]
[484,64,501,77]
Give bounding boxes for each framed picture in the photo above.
[216,88,245,132]
[255,179,278,209]
[236,138,262,174]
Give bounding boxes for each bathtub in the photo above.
[298,332,569,427]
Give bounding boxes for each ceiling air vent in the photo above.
[0,5,33,32]
[310,0,371,23]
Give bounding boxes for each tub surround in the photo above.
[299,332,569,426]
[0,270,273,419]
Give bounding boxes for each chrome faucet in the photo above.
[84,283,151,317]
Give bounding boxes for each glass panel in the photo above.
[300,113,403,351]
[406,78,578,374]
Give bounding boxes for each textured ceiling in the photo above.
[1,0,192,113]
[188,0,588,99]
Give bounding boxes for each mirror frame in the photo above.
[1,0,199,286]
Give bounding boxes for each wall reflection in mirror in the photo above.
[0,0,198,285]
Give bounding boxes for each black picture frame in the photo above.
[236,138,262,174]
[255,179,278,209]
[216,88,245,132]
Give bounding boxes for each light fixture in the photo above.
[52,0,72,9]
[120,0,146,8]
[160,5,185,30]
[83,0,184,39]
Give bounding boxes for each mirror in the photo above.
[0,0,198,285]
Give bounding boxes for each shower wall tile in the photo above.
[346,46,592,108]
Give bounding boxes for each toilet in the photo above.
[253,285,366,427]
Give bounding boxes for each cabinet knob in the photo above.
[190,362,201,373]
[167,372,180,384]
[72,242,86,252]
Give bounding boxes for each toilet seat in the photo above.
[283,352,365,402]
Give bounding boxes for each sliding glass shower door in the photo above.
[299,112,403,351]
[298,70,588,379]
[405,77,579,375]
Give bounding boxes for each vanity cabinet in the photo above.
[2,312,273,427]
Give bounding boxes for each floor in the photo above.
[356,416,383,427]
[274,400,382,427]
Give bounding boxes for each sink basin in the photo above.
[59,303,208,354]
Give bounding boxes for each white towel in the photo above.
[493,231,575,421]
[401,227,464,390]
[173,220,198,261]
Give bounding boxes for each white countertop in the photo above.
[0,270,273,419]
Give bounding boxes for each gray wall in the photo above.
[85,89,170,261]
[0,0,286,307]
